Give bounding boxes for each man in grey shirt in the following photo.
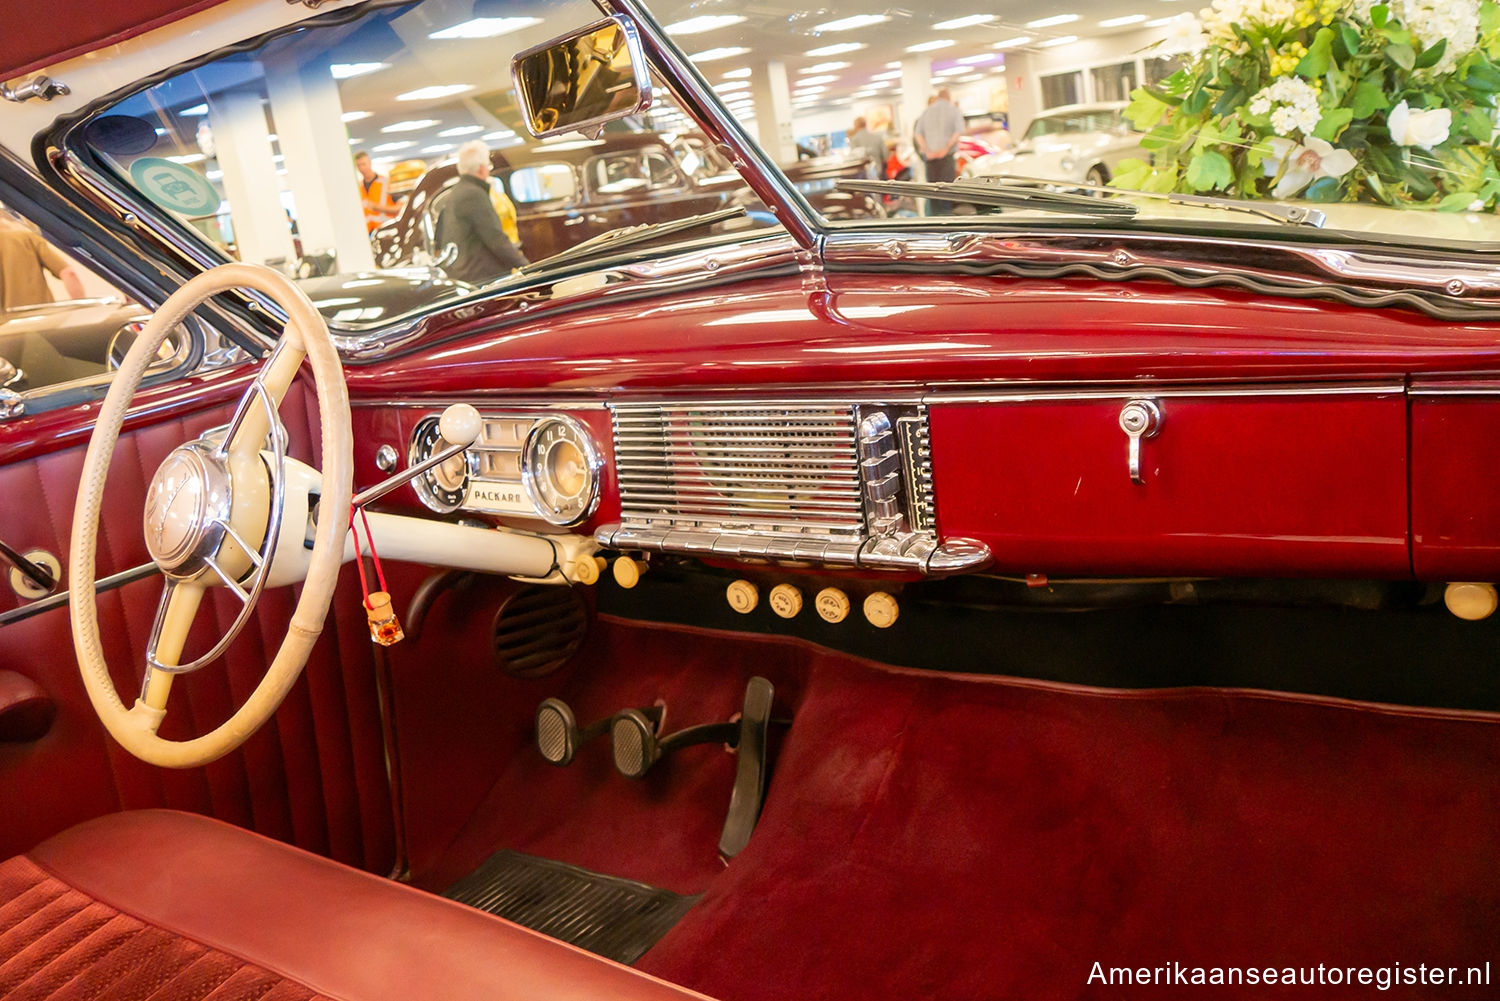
[913,89,964,213]
[847,117,887,179]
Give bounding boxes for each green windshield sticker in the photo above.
[129,157,220,217]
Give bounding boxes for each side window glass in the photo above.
[589,153,649,195]
[509,164,578,205]
[0,212,191,402]
[641,151,682,189]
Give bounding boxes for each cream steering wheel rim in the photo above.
[68,262,353,769]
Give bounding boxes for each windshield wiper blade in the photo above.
[521,206,749,274]
[836,178,1140,218]
[974,174,1327,228]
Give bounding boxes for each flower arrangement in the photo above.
[1113,0,1500,210]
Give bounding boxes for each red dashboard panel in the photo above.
[929,388,1411,577]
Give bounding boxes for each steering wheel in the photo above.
[68,263,352,769]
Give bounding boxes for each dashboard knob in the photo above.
[612,556,645,589]
[571,555,601,586]
[863,591,899,629]
[769,584,802,619]
[815,587,850,623]
[726,579,759,614]
[438,403,482,447]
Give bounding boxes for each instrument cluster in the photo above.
[408,410,602,526]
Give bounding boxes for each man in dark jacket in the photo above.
[433,140,528,283]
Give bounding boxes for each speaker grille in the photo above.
[493,585,588,678]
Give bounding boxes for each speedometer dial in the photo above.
[521,416,601,526]
[408,415,474,513]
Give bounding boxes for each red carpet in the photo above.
[417,616,1500,1000]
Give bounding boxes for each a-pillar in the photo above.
[264,53,374,273]
[899,57,933,182]
[747,60,796,165]
[208,92,298,270]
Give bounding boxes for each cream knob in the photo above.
[815,587,850,623]
[726,579,759,614]
[438,403,482,447]
[613,556,645,589]
[1444,581,1498,621]
[863,591,899,629]
[769,584,803,618]
[572,555,600,586]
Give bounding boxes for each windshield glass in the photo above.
[74,0,1500,328]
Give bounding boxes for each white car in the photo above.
[965,102,1146,187]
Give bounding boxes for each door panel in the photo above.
[0,369,396,870]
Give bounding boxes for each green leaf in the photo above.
[1338,23,1362,59]
[1387,42,1416,71]
[1463,106,1495,142]
[1483,0,1500,36]
[1108,158,1154,190]
[1185,150,1234,191]
[1312,107,1355,141]
[1438,190,1480,210]
[1211,84,1248,117]
[1142,84,1185,107]
[1182,86,1212,116]
[1140,166,1182,194]
[1243,139,1275,170]
[1303,176,1345,201]
[1139,123,1182,152]
[1350,78,1390,118]
[1371,4,1389,28]
[1124,88,1173,131]
[1464,58,1500,91]
[1192,122,1224,154]
[1413,38,1448,70]
[1297,27,1336,77]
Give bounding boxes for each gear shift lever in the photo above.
[352,403,481,507]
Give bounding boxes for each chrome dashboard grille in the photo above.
[612,403,864,538]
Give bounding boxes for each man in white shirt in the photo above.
[913,89,964,214]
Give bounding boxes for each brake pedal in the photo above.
[534,698,609,767]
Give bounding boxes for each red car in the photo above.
[0,0,1495,999]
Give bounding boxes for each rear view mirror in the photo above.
[511,15,652,140]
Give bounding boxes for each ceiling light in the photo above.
[397,84,473,101]
[429,16,541,39]
[372,140,416,152]
[341,110,372,122]
[798,74,839,85]
[956,73,985,82]
[992,35,1033,48]
[872,70,903,80]
[886,60,902,68]
[934,14,995,28]
[422,144,454,154]
[167,153,205,164]
[439,125,484,136]
[1027,13,1080,27]
[723,67,753,78]
[716,81,751,92]
[958,52,1003,63]
[935,66,968,76]
[483,129,516,140]
[813,14,889,31]
[806,42,865,56]
[180,103,208,116]
[1037,33,1079,45]
[347,137,363,145]
[330,62,387,79]
[906,39,955,52]
[382,119,440,133]
[666,14,746,33]
[804,61,851,72]
[690,46,751,62]
[1101,13,1149,25]
[794,85,828,95]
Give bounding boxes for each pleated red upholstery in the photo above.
[0,855,330,1001]
[0,372,396,873]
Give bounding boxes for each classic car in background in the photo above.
[963,101,1144,186]
[373,132,881,268]
[0,0,1497,999]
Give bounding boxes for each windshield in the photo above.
[72,0,1500,330]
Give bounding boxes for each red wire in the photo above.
[358,506,388,594]
[348,506,372,608]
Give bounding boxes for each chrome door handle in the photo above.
[1118,399,1162,485]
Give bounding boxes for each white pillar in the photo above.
[208,92,298,271]
[1005,51,1041,143]
[264,53,374,273]
[899,58,932,182]
[749,60,796,165]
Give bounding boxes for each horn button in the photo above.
[143,442,233,577]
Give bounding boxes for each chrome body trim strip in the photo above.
[1409,381,1500,396]
[925,382,1406,403]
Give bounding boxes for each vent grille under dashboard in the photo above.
[596,401,987,575]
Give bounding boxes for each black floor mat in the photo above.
[443,850,700,964]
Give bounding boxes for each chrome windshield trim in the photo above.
[822,228,1500,321]
[600,0,822,254]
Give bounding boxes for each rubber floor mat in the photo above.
[443,850,700,964]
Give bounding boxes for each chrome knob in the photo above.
[1118,399,1162,485]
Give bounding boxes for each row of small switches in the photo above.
[725,579,899,629]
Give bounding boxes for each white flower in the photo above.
[1161,13,1209,53]
[1386,0,1479,73]
[1264,135,1358,197]
[1249,77,1323,137]
[1387,100,1452,148]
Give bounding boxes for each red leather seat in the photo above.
[0,810,715,1001]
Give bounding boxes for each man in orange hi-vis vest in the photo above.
[354,151,397,233]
